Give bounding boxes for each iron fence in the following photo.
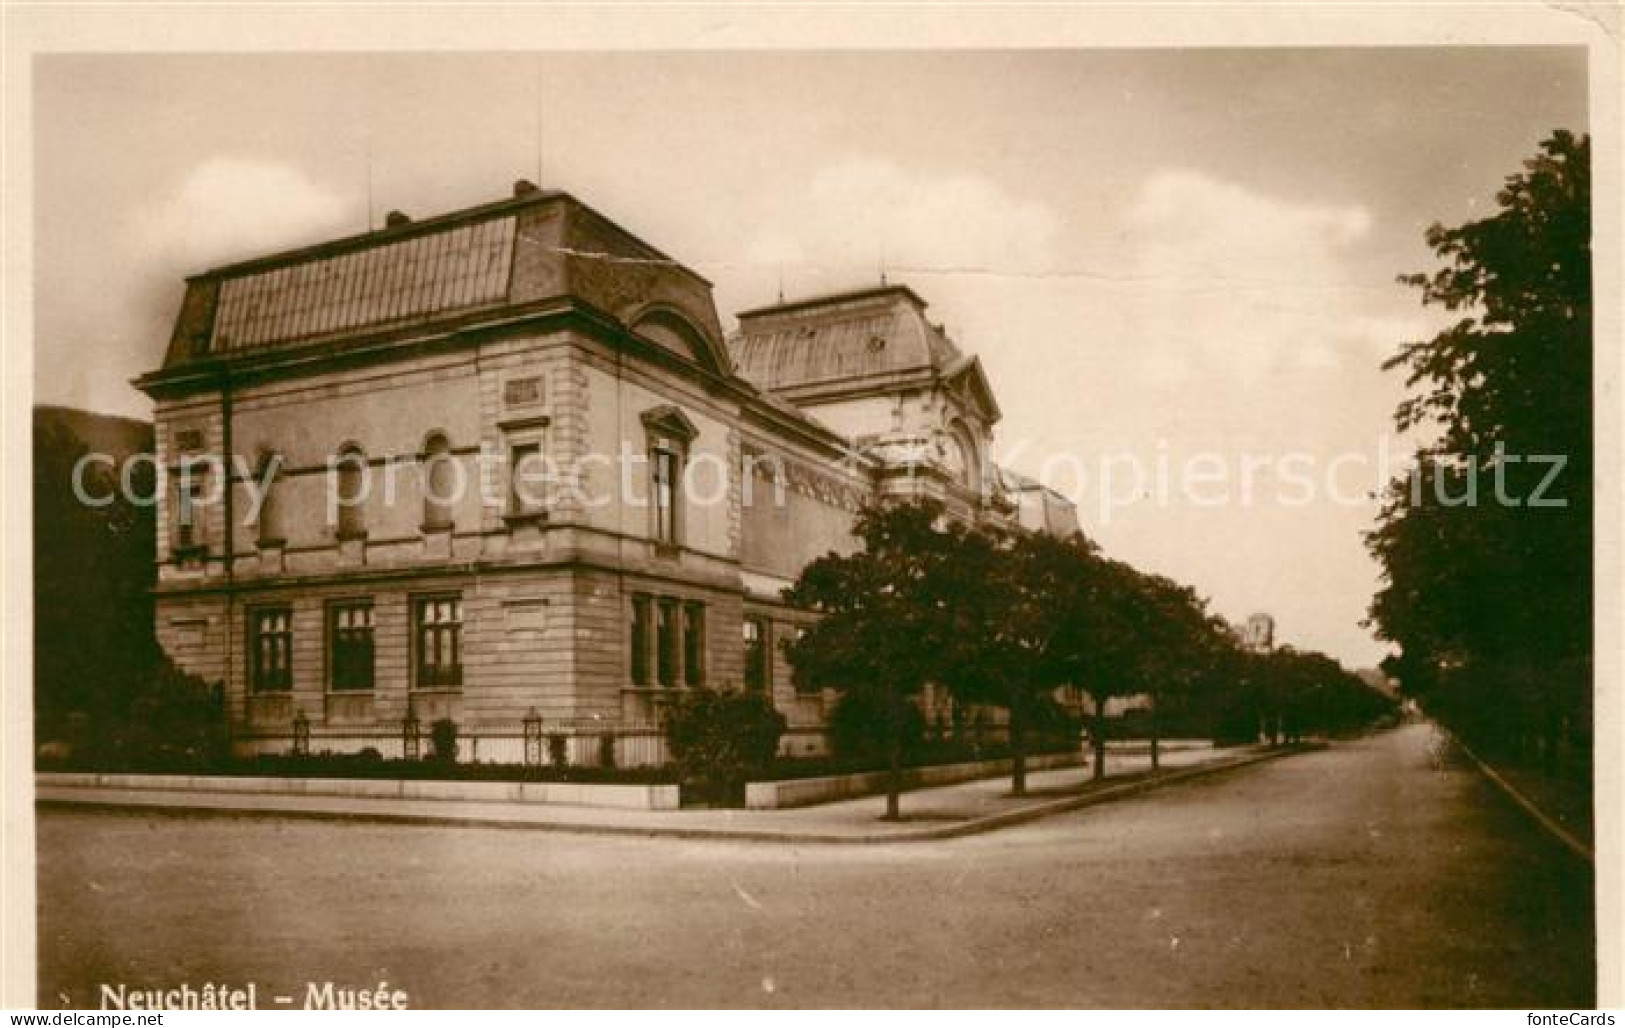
[234,720,673,769]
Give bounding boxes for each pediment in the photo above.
[943,355,1002,425]
[640,404,699,443]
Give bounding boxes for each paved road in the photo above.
[36,723,1593,1008]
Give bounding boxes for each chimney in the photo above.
[513,179,540,197]
[384,210,411,229]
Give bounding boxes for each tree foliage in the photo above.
[34,411,159,741]
[1366,131,1591,771]
[931,523,1071,793]
[783,500,962,818]
[786,499,1390,809]
[33,408,232,770]
[827,689,928,764]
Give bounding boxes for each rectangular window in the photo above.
[652,447,678,544]
[328,601,375,692]
[656,599,678,688]
[743,616,769,692]
[630,594,651,686]
[414,594,463,689]
[250,607,292,693]
[509,440,544,515]
[683,603,706,687]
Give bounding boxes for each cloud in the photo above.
[738,157,1060,296]
[130,157,352,271]
[53,158,357,416]
[1129,169,1372,255]
[1118,169,1380,385]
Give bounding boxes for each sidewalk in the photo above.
[1444,731,1593,863]
[36,742,1306,843]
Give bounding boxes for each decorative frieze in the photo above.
[744,445,870,513]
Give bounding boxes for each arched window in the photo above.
[172,461,210,554]
[334,444,367,540]
[945,421,982,493]
[421,433,455,531]
[255,450,285,546]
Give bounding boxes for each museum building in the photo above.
[136,181,1080,761]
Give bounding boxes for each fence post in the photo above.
[402,702,421,762]
[523,708,544,766]
[291,708,311,757]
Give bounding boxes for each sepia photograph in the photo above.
[3,4,1618,1013]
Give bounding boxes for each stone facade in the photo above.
[137,184,1075,761]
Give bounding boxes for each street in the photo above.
[36,723,1593,1008]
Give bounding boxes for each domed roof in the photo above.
[728,284,964,395]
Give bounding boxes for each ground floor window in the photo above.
[250,607,292,692]
[630,594,652,686]
[633,593,706,690]
[328,601,375,692]
[683,603,706,687]
[414,594,463,689]
[656,599,678,687]
[743,616,769,692]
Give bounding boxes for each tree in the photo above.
[1009,534,1150,781]
[934,523,1074,796]
[784,500,959,820]
[1367,131,1591,773]
[1255,647,1395,743]
[1209,644,1265,747]
[33,407,234,772]
[33,411,158,747]
[1127,574,1221,771]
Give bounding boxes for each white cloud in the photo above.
[737,157,1060,299]
[62,158,358,416]
[1118,169,1379,385]
[130,157,352,271]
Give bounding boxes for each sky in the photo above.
[32,49,1588,667]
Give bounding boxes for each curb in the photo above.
[1445,730,1594,864]
[36,744,1318,845]
[896,743,1319,841]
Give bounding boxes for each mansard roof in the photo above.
[728,283,1001,424]
[145,184,730,380]
[728,284,966,394]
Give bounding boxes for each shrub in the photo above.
[827,689,926,764]
[104,656,230,771]
[429,718,459,763]
[664,686,787,803]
